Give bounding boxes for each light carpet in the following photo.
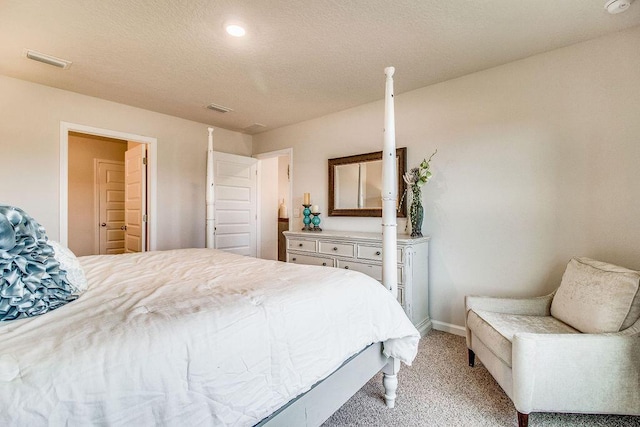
[323,330,639,426]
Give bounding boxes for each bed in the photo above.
[0,248,419,425]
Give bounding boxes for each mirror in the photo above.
[328,147,407,217]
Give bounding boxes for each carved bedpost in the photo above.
[206,127,215,248]
[382,66,398,299]
[382,357,401,408]
[381,66,401,409]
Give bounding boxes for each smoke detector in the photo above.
[605,0,633,14]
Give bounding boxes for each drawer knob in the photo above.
[292,257,297,261]
[333,247,338,251]
[375,251,381,256]
[344,266,349,269]
[299,243,303,247]
[322,262,327,266]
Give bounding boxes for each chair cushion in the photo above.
[467,310,579,367]
[550,258,640,333]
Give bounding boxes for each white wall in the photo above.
[278,155,290,218]
[0,75,251,250]
[253,27,640,328]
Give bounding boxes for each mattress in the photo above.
[0,248,419,426]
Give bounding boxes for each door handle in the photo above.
[101,223,106,227]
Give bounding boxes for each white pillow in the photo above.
[550,257,640,333]
[48,241,88,294]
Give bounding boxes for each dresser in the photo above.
[284,230,431,336]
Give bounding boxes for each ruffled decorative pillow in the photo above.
[0,206,79,321]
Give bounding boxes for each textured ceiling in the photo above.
[1,1,639,135]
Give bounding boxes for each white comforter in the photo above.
[0,249,419,426]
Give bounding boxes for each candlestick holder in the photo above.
[302,204,312,231]
[311,212,322,231]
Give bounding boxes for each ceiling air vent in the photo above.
[206,103,233,113]
[243,123,267,134]
[23,49,72,69]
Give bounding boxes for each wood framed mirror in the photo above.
[328,147,407,217]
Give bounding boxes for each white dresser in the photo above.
[284,230,431,336]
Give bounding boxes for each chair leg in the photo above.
[517,411,529,427]
[468,349,475,367]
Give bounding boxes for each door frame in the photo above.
[59,121,157,250]
[253,148,293,259]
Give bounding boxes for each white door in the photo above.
[124,143,147,252]
[213,151,257,256]
[97,160,125,254]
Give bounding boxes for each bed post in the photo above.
[382,357,401,408]
[382,66,401,408]
[382,66,398,299]
[206,127,215,249]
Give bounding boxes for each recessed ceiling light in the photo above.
[225,24,246,37]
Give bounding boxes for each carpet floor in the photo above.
[323,330,639,427]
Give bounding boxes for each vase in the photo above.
[409,185,423,238]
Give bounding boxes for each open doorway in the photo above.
[68,132,126,255]
[67,133,149,255]
[255,149,293,261]
[59,122,157,254]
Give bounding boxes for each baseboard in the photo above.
[431,320,466,337]
[415,318,433,337]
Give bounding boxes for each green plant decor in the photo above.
[402,149,437,237]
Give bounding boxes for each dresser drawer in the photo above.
[357,245,403,263]
[288,253,334,267]
[287,239,316,253]
[318,241,355,257]
[336,260,402,283]
[337,260,381,279]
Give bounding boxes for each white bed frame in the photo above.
[257,343,400,426]
[207,67,402,426]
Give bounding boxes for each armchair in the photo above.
[465,257,640,427]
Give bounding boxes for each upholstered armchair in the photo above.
[465,257,640,427]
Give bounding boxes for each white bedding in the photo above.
[0,248,419,426]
